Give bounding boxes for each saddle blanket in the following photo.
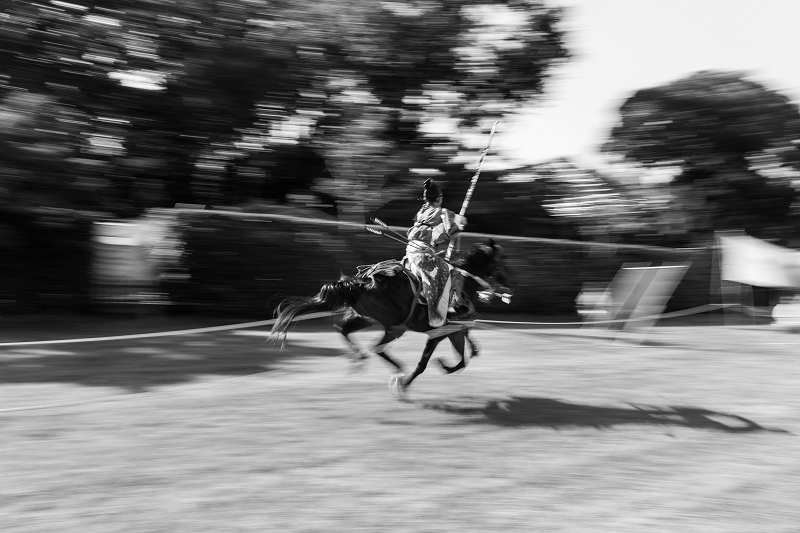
[356,260,406,280]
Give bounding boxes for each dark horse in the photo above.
[270,239,512,395]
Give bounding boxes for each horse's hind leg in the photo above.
[335,313,374,345]
[335,312,374,337]
[335,313,374,367]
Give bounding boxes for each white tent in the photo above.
[715,231,800,327]
[717,232,800,289]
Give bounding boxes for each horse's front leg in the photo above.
[438,329,469,374]
[373,328,406,374]
[466,329,479,358]
[401,335,446,390]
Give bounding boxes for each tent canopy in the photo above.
[718,232,800,289]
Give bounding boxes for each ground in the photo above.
[0,313,798,532]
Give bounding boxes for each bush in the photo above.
[158,209,710,318]
[0,208,94,314]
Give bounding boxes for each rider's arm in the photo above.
[430,209,466,248]
[432,231,452,249]
[444,209,467,235]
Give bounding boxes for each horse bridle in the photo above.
[454,267,492,290]
[455,265,512,305]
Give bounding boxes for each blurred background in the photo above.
[2,0,800,318]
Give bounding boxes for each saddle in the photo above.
[357,259,404,279]
[356,260,425,304]
[356,260,475,323]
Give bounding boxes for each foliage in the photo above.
[371,164,582,240]
[0,0,574,313]
[603,71,800,242]
[0,0,570,220]
[0,207,94,313]
[157,211,708,317]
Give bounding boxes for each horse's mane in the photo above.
[338,271,377,290]
[453,241,496,270]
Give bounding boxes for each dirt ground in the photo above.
[0,315,798,532]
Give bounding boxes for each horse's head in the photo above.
[457,239,514,303]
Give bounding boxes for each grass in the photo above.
[1,315,798,532]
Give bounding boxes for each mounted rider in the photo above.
[404,178,474,327]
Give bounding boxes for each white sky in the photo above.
[494,0,800,170]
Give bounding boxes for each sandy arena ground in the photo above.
[0,317,798,532]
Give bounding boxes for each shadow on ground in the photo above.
[420,396,790,434]
[0,335,342,392]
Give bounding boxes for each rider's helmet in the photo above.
[419,178,443,202]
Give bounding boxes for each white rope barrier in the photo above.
[0,301,776,414]
[0,312,337,347]
[0,311,349,414]
[0,302,769,348]
[733,304,773,318]
[167,208,703,254]
[474,303,737,327]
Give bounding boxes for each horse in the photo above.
[270,239,512,395]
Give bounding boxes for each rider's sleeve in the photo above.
[431,222,451,248]
[442,209,462,237]
[430,209,460,248]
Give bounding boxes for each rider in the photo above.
[405,178,473,327]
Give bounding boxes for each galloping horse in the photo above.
[270,239,512,394]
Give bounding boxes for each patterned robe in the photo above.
[405,204,461,327]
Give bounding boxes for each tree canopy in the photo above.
[0,0,570,220]
[603,71,800,240]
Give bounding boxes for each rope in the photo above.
[0,315,478,414]
[474,303,740,327]
[0,302,774,413]
[0,311,345,414]
[0,302,759,348]
[0,311,337,347]
[734,304,773,318]
[0,302,770,348]
[166,209,700,254]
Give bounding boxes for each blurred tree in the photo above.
[508,158,641,242]
[603,71,800,242]
[0,0,321,213]
[0,0,569,220]
[309,0,570,221]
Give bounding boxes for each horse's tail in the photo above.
[270,277,366,344]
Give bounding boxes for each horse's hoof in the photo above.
[388,374,406,399]
[436,358,457,374]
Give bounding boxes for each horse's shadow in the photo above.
[420,396,790,434]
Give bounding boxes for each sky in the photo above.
[493,0,800,171]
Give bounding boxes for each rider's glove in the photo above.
[454,214,467,229]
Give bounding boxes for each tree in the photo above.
[0,0,570,220]
[603,71,800,241]
[310,0,570,220]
